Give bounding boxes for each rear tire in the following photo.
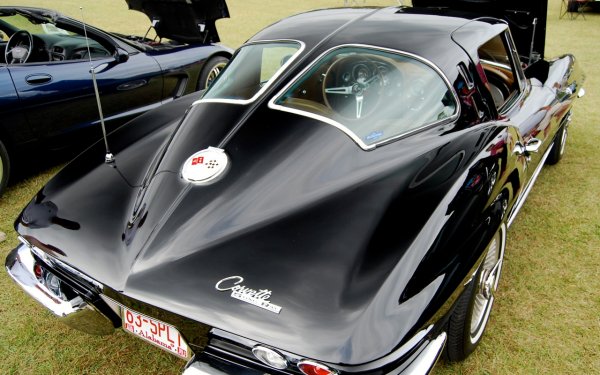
[546,124,568,165]
[0,139,10,197]
[198,56,229,90]
[445,223,506,361]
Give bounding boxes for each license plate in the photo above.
[122,307,192,359]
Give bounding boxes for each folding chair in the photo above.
[560,0,590,20]
[573,0,590,19]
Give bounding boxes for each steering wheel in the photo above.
[5,30,33,64]
[323,55,392,120]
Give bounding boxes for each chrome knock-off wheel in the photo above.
[469,225,504,344]
[445,223,506,361]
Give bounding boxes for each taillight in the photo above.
[33,263,43,280]
[252,345,288,370]
[297,360,338,375]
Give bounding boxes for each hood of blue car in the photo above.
[126,0,229,43]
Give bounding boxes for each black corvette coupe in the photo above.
[0,0,231,195]
[5,1,584,374]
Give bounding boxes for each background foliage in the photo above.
[0,0,598,374]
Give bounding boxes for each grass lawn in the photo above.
[1,0,599,374]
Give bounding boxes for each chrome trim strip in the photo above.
[507,142,553,228]
[268,43,460,151]
[192,40,306,106]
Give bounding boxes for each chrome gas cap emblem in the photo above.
[181,147,229,184]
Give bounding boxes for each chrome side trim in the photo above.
[507,142,554,228]
[268,43,460,151]
[398,332,446,375]
[5,243,114,335]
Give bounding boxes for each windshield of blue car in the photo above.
[0,14,71,36]
[201,41,303,103]
[0,14,113,63]
[270,46,458,149]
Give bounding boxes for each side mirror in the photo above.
[115,48,129,63]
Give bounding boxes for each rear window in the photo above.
[201,41,303,103]
[270,46,457,149]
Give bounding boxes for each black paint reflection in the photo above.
[21,193,80,231]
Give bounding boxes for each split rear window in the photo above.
[270,46,457,149]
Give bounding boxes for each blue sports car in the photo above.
[0,0,232,195]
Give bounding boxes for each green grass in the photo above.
[1,0,599,374]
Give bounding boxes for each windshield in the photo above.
[270,46,458,149]
[201,41,303,103]
[0,14,72,37]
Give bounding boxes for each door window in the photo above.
[477,33,522,111]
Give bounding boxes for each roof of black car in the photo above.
[248,7,505,76]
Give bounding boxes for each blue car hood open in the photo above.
[126,0,229,43]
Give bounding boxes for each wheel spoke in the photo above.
[469,227,504,341]
[356,95,364,119]
[560,128,568,155]
[325,86,354,95]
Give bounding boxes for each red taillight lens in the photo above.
[33,263,43,280]
[297,360,337,375]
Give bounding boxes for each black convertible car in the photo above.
[0,0,232,195]
[5,1,584,374]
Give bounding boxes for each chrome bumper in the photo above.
[398,332,446,375]
[5,242,115,335]
[182,332,446,375]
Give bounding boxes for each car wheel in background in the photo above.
[547,124,568,165]
[445,223,506,361]
[198,56,229,90]
[0,139,10,196]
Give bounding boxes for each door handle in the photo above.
[514,138,543,157]
[25,74,52,85]
[117,79,147,91]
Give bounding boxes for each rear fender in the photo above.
[400,123,526,337]
[546,54,585,102]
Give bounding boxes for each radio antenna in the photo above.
[80,7,114,164]
[528,17,538,65]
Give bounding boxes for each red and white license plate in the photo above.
[122,307,192,359]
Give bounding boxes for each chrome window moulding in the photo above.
[268,44,460,151]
